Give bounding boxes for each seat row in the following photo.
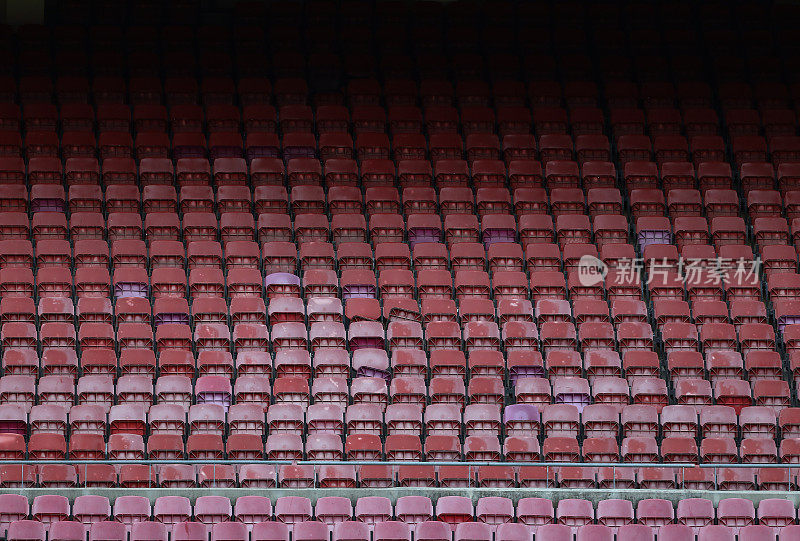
[2,462,800,492]
[8,182,800,220]
[0,103,796,149]
[7,212,800,262]
[6,159,800,196]
[5,397,800,437]
[0,343,788,386]
[0,76,781,111]
[7,130,800,173]
[6,519,800,541]
[0,346,790,401]
[2,316,789,368]
[0,261,774,303]
[1,494,798,538]
[4,67,800,111]
[4,429,800,465]
[15,102,800,137]
[0,294,788,341]
[3,195,799,241]
[3,343,790,398]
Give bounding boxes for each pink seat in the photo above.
[475,497,513,528]
[575,525,613,541]
[533,524,571,541]
[251,523,290,541]
[454,523,491,541]
[172,523,210,541]
[153,497,191,527]
[211,523,248,541]
[355,497,393,527]
[112,496,151,531]
[8,521,46,541]
[415,522,453,541]
[274,497,312,527]
[374,522,411,541]
[0,494,28,536]
[596,499,633,532]
[130,523,167,541]
[677,498,715,534]
[90,522,127,541]
[697,526,734,541]
[556,499,593,533]
[395,497,433,526]
[333,522,369,541]
[657,524,694,541]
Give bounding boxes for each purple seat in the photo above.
[352,349,391,380]
[503,404,540,436]
[114,270,149,298]
[636,217,672,250]
[264,273,301,297]
[552,378,591,412]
